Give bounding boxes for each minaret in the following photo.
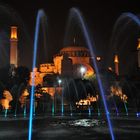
[114,54,119,76]
[10,26,18,67]
[137,38,140,68]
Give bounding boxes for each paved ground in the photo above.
[0,115,140,140]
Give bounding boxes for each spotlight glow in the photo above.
[58,79,62,85]
[80,66,86,74]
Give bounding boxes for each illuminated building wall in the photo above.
[39,63,57,73]
[29,68,43,86]
[59,46,94,78]
[53,55,63,74]
[60,46,90,65]
[29,46,94,95]
[10,26,18,67]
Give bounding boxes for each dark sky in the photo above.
[0,0,140,72]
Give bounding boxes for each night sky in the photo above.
[0,0,140,73]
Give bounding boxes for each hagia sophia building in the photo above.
[29,46,95,85]
[9,26,140,96]
[9,26,95,96]
[29,44,96,96]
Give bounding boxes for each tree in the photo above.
[15,66,30,86]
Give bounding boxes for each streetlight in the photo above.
[58,79,62,86]
[80,66,86,78]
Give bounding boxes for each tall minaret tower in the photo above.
[114,54,119,76]
[137,38,140,68]
[10,26,18,67]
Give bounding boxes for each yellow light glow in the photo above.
[0,99,9,109]
[96,56,101,61]
[11,26,17,39]
[108,67,112,71]
[22,89,29,97]
[137,38,140,49]
[114,55,119,63]
[76,94,98,106]
[0,90,13,109]
[110,86,128,102]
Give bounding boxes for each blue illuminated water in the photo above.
[112,96,119,116]
[65,79,73,116]
[52,96,55,115]
[25,8,140,140]
[24,104,26,118]
[88,83,101,116]
[124,102,128,116]
[66,8,115,140]
[111,12,140,52]
[113,12,140,34]
[28,9,47,140]
[61,86,64,116]
[4,109,8,118]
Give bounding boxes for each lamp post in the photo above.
[80,66,86,79]
[58,79,62,86]
[58,79,64,115]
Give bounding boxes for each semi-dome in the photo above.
[60,46,88,52]
[60,46,90,57]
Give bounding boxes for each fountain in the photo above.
[111,95,119,116]
[109,12,140,67]
[52,94,55,116]
[109,12,140,117]
[0,5,140,140]
[65,79,73,116]
[28,9,47,140]
[64,8,115,140]
[88,82,101,116]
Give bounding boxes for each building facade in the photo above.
[29,46,94,96]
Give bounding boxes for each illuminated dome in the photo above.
[59,46,94,79]
[60,46,90,57]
